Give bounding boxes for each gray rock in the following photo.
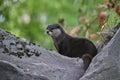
[0,22,120,80]
[96,22,120,53]
[0,29,85,80]
[80,25,120,80]
[0,60,49,80]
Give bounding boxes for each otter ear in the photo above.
[55,24,61,28]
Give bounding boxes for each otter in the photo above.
[46,24,97,70]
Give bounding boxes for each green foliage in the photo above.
[0,0,120,50]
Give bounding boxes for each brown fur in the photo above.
[46,24,97,70]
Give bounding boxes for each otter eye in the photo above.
[51,28,55,30]
[56,25,60,28]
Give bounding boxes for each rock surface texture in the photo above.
[80,24,120,80]
[0,23,120,80]
[0,29,84,80]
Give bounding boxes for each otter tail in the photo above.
[82,54,92,71]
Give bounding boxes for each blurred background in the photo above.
[0,0,120,50]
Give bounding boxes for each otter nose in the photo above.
[46,30,50,34]
[46,30,49,34]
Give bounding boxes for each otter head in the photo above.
[46,24,64,38]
